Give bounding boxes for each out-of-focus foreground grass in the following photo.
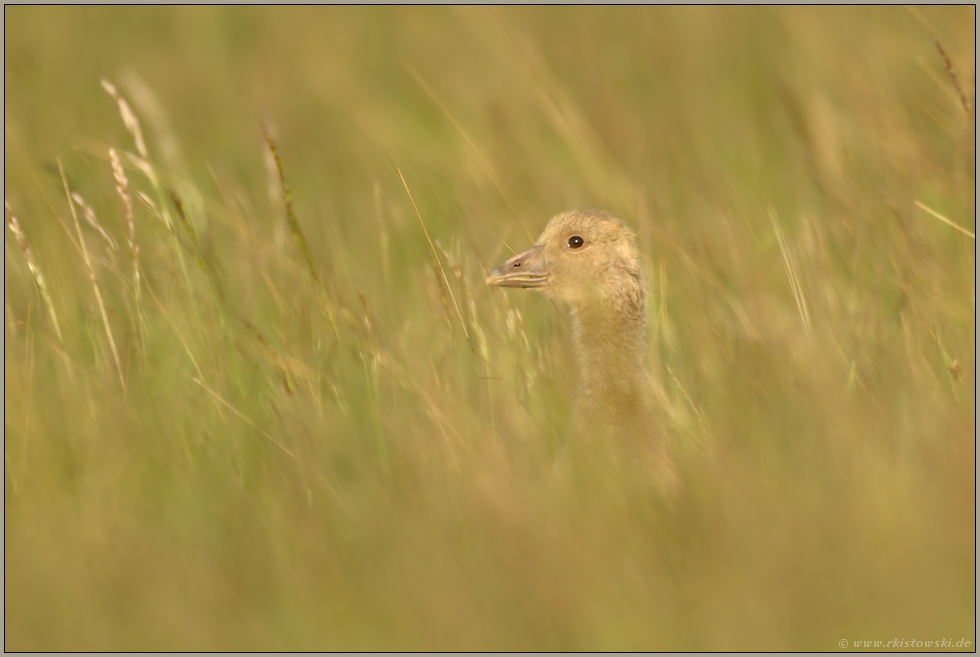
[4,6,975,650]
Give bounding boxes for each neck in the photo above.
[563,271,673,486]
[570,291,650,433]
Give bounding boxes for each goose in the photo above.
[486,209,674,486]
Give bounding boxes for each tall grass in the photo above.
[4,6,975,650]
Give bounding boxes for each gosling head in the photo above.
[486,209,643,310]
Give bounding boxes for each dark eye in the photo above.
[567,235,584,249]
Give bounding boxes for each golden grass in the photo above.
[3,5,976,651]
[60,159,126,391]
[5,201,62,343]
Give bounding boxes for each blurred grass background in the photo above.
[4,6,976,650]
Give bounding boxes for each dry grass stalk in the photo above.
[405,63,517,213]
[191,377,298,461]
[104,78,195,307]
[59,160,126,391]
[69,191,117,253]
[397,167,470,338]
[101,79,148,159]
[932,38,974,121]
[770,209,812,337]
[170,189,211,278]
[5,200,62,342]
[260,125,339,340]
[261,125,320,288]
[436,239,473,330]
[110,147,146,342]
[136,191,160,221]
[243,319,295,396]
[914,200,976,239]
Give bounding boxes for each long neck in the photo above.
[570,291,651,434]
[566,272,673,486]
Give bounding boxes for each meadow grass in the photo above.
[4,6,976,650]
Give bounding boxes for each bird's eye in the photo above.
[567,235,584,249]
